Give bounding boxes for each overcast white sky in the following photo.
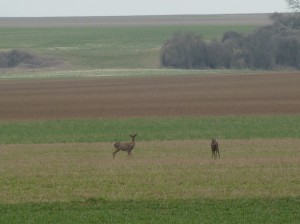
[1,0,290,17]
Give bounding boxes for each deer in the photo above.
[211,138,220,158]
[113,134,137,159]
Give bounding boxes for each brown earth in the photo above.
[1,72,300,120]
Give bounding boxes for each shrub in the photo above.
[221,31,245,68]
[275,34,300,68]
[160,32,207,68]
[243,26,277,69]
[0,49,34,68]
[206,40,224,68]
[8,49,34,67]
[221,31,242,43]
[0,49,61,69]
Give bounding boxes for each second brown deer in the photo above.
[211,138,220,158]
[113,134,137,159]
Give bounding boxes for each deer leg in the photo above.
[127,151,133,159]
[217,149,220,158]
[113,149,120,159]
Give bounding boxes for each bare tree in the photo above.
[113,134,137,159]
[286,0,300,11]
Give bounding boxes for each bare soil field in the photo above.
[0,14,271,27]
[1,72,300,120]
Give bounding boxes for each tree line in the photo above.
[160,13,300,70]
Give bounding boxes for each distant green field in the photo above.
[0,25,256,70]
[0,115,300,144]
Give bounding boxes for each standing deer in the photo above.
[211,138,220,158]
[113,134,137,159]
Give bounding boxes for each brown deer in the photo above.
[113,134,137,159]
[211,138,220,158]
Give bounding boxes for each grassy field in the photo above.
[0,139,300,222]
[1,139,300,202]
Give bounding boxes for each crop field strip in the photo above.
[0,115,300,144]
[0,72,300,120]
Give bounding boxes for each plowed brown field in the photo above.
[1,72,300,120]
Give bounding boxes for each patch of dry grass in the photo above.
[0,139,299,204]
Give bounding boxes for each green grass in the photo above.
[1,198,299,224]
[1,115,300,144]
[0,139,299,222]
[1,139,299,203]
[0,25,257,70]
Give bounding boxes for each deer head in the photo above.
[130,134,137,140]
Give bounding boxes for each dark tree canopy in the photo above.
[0,49,60,69]
[160,32,207,69]
[160,13,300,70]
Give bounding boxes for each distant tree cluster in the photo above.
[0,49,60,69]
[160,13,300,70]
[0,49,35,68]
